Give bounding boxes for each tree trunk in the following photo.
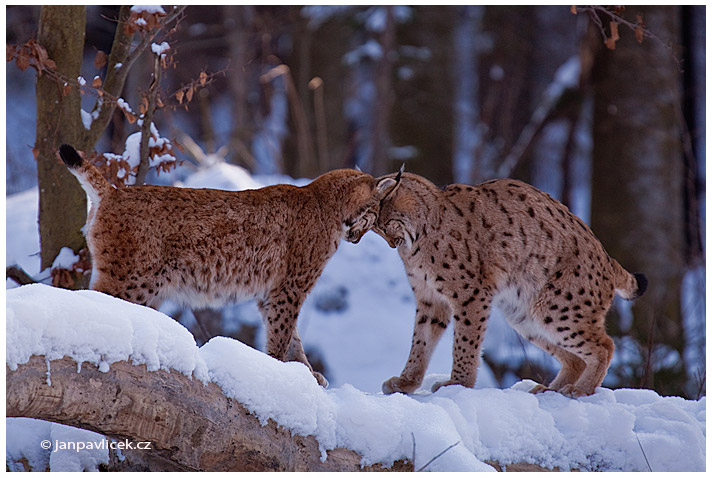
[589,6,686,395]
[35,6,87,271]
[391,6,455,185]
[224,5,259,171]
[6,356,412,472]
[369,6,396,177]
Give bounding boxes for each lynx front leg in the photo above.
[287,328,328,387]
[431,288,493,393]
[382,297,452,395]
[258,290,326,387]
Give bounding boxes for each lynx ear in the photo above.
[375,165,404,200]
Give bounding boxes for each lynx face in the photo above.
[370,172,646,398]
[343,175,400,244]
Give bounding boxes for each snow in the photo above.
[6,282,706,472]
[343,39,383,65]
[177,162,261,191]
[116,98,133,114]
[50,247,78,270]
[6,284,209,382]
[130,5,165,14]
[151,41,170,57]
[6,418,109,472]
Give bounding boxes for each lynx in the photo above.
[58,144,392,387]
[348,171,646,398]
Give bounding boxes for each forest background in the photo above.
[5,5,706,399]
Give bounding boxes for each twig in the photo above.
[261,64,316,176]
[634,432,652,472]
[694,368,705,400]
[416,441,460,472]
[496,57,579,178]
[6,265,38,286]
[309,77,329,173]
[135,52,162,185]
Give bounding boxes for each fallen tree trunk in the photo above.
[6,356,412,472]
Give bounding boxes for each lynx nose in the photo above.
[347,228,367,244]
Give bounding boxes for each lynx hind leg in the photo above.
[91,269,161,308]
[564,328,614,397]
[382,296,452,395]
[532,298,615,397]
[526,336,586,394]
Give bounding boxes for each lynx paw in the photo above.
[382,376,419,395]
[558,384,590,398]
[528,384,554,394]
[313,371,329,388]
[431,379,461,393]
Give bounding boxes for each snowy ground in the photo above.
[5,163,706,471]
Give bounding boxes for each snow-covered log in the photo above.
[6,355,410,472]
[7,284,705,472]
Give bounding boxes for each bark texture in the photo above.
[6,356,412,472]
[589,6,686,394]
[35,6,88,270]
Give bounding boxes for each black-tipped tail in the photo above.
[633,273,648,299]
[59,144,83,169]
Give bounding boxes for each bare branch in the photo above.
[6,265,38,286]
[135,53,162,185]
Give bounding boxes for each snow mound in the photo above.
[6,418,109,472]
[6,284,209,382]
[6,284,705,472]
[178,162,262,191]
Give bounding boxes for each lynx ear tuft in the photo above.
[395,163,405,183]
[59,144,84,169]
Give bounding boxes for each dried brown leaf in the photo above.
[176,89,185,104]
[609,21,620,41]
[91,76,102,89]
[570,5,577,15]
[139,96,148,115]
[94,50,107,70]
[7,44,17,62]
[15,50,29,72]
[186,86,194,103]
[199,71,207,87]
[124,110,137,124]
[635,14,645,43]
[62,83,71,97]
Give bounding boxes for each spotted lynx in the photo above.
[58,144,392,387]
[349,171,646,398]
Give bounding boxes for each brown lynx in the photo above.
[58,144,393,387]
[348,171,646,398]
